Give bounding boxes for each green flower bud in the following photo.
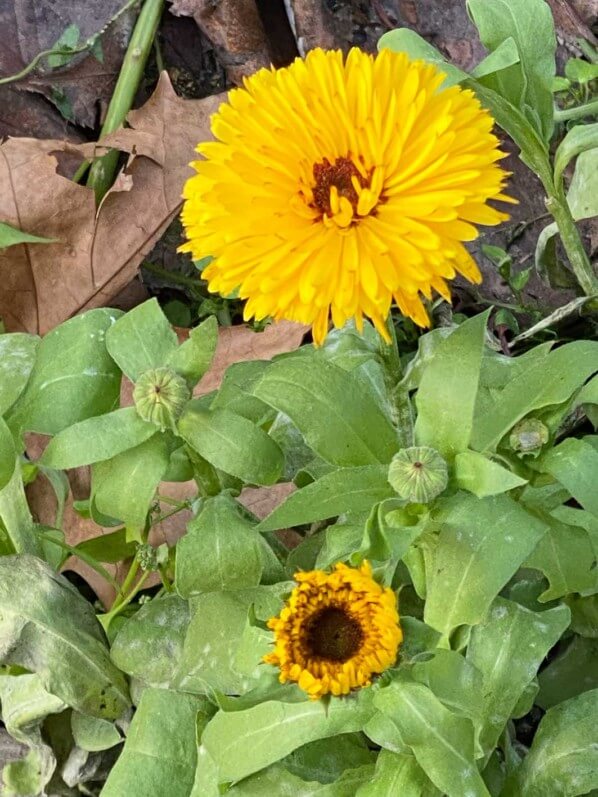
[509,418,549,453]
[133,367,190,431]
[388,446,448,504]
[136,542,169,572]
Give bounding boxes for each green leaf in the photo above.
[201,689,376,783]
[0,333,39,416]
[355,750,440,797]
[565,58,598,84]
[167,316,218,388]
[0,417,16,491]
[41,407,157,469]
[467,597,570,752]
[467,0,556,141]
[178,404,283,485]
[6,309,122,436]
[453,450,527,497]
[525,513,597,600]
[567,147,598,221]
[0,555,129,719]
[91,434,170,539]
[378,29,467,86]
[175,494,263,597]
[282,734,375,783]
[541,437,598,517]
[174,586,289,696]
[71,711,121,752]
[101,688,213,797]
[211,360,274,424]
[359,501,430,569]
[105,298,178,381]
[504,689,598,796]
[254,356,397,467]
[415,312,489,459]
[76,528,136,563]
[554,123,598,185]
[471,36,520,79]
[0,222,56,249]
[110,594,190,688]
[316,517,366,569]
[373,681,490,797]
[537,635,598,709]
[471,341,598,452]
[2,749,53,797]
[424,494,548,637]
[410,650,483,725]
[566,593,598,638]
[227,763,375,796]
[259,466,393,531]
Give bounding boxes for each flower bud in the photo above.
[133,367,190,431]
[509,418,549,453]
[388,446,448,503]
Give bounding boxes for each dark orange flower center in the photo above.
[304,606,364,661]
[312,156,367,216]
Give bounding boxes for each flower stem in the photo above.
[554,99,598,123]
[379,315,414,449]
[86,0,165,203]
[545,189,598,299]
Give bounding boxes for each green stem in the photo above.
[545,189,598,298]
[86,0,165,203]
[110,558,140,611]
[0,47,90,86]
[100,571,150,630]
[379,316,414,449]
[554,99,598,122]
[142,260,202,291]
[0,464,42,557]
[36,531,120,590]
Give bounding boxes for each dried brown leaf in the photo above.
[0,73,223,334]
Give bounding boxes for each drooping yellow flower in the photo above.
[263,561,402,699]
[181,48,514,344]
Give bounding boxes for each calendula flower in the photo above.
[181,48,513,344]
[263,561,402,698]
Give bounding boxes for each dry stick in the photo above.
[86,0,165,204]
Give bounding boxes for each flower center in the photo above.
[312,157,367,217]
[304,606,364,662]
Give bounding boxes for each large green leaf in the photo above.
[471,341,598,452]
[201,689,376,783]
[378,28,467,86]
[415,312,489,459]
[110,594,190,687]
[356,750,440,797]
[41,407,157,469]
[424,494,547,637]
[467,0,556,141]
[71,711,121,752]
[6,309,122,436]
[178,404,283,486]
[504,689,598,796]
[525,513,597,600]
[373,681,490,797]
[91,433,170,539]
[0,555,129,719]
[0,417,16,491]
[554,123,598,185]
[0,333,39,416]
[174,586,289,696]
[467,597,569,752]
[227,763,375,796]
[101,688,214,797]
[105,298,178,381]
[254,357,397,467]
[259,466,393,531]
[410,651,483,726]
[281,734,375,783]
[166,315,218,388]
[567,147,598,221]
[175,494,263,597]
[210,360,274,424]
[540,437,598,517]
[537,635,598,709]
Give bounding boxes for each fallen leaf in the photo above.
[0,73,223,334]
[0,0,135,129]
[168,0,272,82]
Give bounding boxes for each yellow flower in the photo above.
[263,561,402,699]
[180,48,514,345]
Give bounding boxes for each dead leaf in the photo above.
[0,73,224,334]
[168,0,272,83]
[287,0,338,54]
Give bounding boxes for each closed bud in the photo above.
[509,418,549,453]
[133,367,190,432]
[388,446,448,503]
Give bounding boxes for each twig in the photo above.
[371,0,397,30]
